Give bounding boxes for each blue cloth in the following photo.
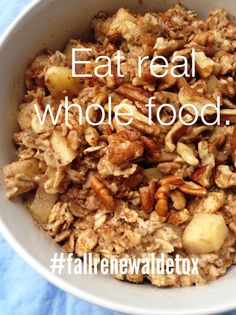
[0,1,235,315]
[0,236,121,315]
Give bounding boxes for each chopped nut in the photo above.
[108,8,139,43]
[155,184,170,217]
[165,114,192,152]
[94,211,107,230]
[219,77,235,98]
[114,101,160,136]
[140,136,162,160]
[120,207,138,223]
[181,126,213,142]
[140,179,157,213]
[220,109,236,124]
[193,190,225,214]
[178,86,217,116]
[179,181,207,197]
[90,175,116,211]
[209,128,226,148]
[198,141,215,167]
[107,138,143,165]
[97,154,138,178]
[84,126,100,147]
[195,51,214,78]
[192,31,215,46]
[157,162,183,175]
[156,63,177,91]
[167,208,190,225]
[116,83,155,108]
[154,37,185,56]
[140,187,151,213]
[190,164,213,188]
[176,142,199,166]
[170,190,186,210]
[215,165,236,188]
[160,175,184,186]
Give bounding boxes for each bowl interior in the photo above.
[0,0,236,314]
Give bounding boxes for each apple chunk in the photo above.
[50,131,78,165]
[182,213,228,254]
[29,186,58,224]
[45,66,81,98]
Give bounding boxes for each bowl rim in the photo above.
[0,1,236,314]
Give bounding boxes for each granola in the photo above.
[3,4,236,287]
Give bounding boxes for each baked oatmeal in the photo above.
[3,4,236,287]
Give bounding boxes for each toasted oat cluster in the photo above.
[4,4,236,287]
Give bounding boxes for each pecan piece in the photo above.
[116,83,154,107]
[140,187,151,213]
[140,179,157,213]
[140,136,163,160]
[114,101,160,136]
[182,126,212,142]
[179,181,207,197]
[191,165,208,180]
[193,190,225,214]
[176,142,199,166]
[157,162,183,174]
[190,164,213,188]
[219,113,236,124]
[195,51,214,79]
[90,176,116,211]
[178,86,217,116]
[154,37,186,57]
[127,118,160,136]
[156,63,177,91]
[167,209,191,226]
[170,190,186,210]
[107,139,143,165]
[176,76,189,89]
[215,165,236,188]
[160,175,184,186]
[198,141,215,167]
[164,114,192,152]
[192,31,214,46]
[155,184,170,217]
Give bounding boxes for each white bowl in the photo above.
[0,0,235,314]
